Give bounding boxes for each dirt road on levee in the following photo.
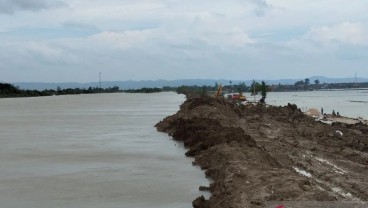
[156,97,368,208]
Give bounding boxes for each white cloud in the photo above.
[304,22,368,45]
[194,29,256,48]
[88,30,156,49]
[1,0,368,82]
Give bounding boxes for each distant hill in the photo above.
[12,80,226,90]
[13,79,244,90]
[10,76,368,90]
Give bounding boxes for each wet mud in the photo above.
[155,97,368,208]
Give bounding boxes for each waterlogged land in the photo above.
[156,97,368,208]
[252,89,368,120]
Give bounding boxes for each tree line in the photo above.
[271,78,368,92]
[0,83,122,98]
[2,79,367,99]
[123,87,163,93]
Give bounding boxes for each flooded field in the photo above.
[246,89,368,119]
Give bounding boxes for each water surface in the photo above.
[245,89,368,119]
[0,92,209,208]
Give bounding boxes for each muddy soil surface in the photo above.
[155,97,368,208]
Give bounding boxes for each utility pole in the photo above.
[99,72,102,89]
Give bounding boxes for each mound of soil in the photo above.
[155,97,368,208]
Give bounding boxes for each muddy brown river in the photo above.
[0,92,209,208]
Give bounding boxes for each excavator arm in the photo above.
[215,84,223,98]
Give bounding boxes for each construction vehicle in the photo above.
[230,85,247,101]
[231,91,247,101]
[215,84,223,98]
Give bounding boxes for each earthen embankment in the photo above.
[156,97,368,208]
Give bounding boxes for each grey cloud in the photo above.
[250,0,270,8]
[0,0,66,14]
[245,0,272,16]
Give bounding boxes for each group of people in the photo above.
[321,108,340,118]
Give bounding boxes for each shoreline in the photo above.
[303,108,368,125]
[322,115,368,125]
[156,96,368,207]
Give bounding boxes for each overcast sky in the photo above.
[0,0,367,82]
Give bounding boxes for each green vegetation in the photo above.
[260,81,267,103]
[56,86,121,95]
[176,85,216,95]
[250,81,271,95]
[3,78,368,99]
[124,87,162,93]
[272,78,368,91]
[304,78,310,85]
[0,82,122,98]
[0,83,20,95]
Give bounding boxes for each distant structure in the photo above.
[99,72,102,89]
[355,72,358,83]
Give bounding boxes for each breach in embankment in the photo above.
[155,96,368,208]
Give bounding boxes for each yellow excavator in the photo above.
[232,91,247,101]
[215,84,223,98]
[215,84,246,101]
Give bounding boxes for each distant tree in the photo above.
[294,80,305,86]
[314,79,320,85]
[250,80,260,95]
[175,85,212,96]
[305,78,310,85]
[201,85,207,97]
[0,83,20,95]
[259,81,267,104]
[0,82,121,98]
[56,86,62,94]
[236,82,246,94]
[125,87,162,93]
[162,86,176,92]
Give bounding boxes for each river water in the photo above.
[245,89,368,119]
[0,92,209,208]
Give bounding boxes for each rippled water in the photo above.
[245,89,368,119]
[0,92,209,208]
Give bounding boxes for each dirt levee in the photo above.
[156,97,368,208]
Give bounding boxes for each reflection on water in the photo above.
[0,92,209,208]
